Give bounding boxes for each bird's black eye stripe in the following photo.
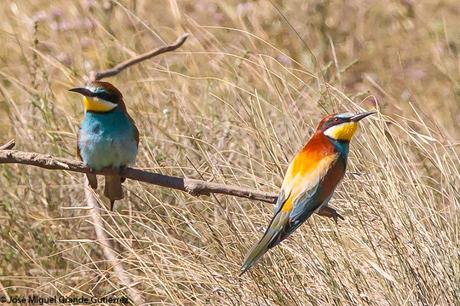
[95,91,118,103]
[324,117,345,130]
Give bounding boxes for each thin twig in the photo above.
[84,180,145,305]
[0,139,15,150]
[0,149,343,220]
[90,33,189,81]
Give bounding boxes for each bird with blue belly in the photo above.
[240,111,374,275]
[69,81,139,209]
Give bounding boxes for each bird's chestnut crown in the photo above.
[69,81,123,113]
[318,111,374,142]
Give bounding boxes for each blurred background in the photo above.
[0,0,458,305]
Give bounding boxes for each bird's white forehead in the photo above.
[86,85,97,93]
[336,112,354,119]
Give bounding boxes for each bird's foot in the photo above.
[118,165,127,175]
[317,206,344,224]
[332,213,345,224]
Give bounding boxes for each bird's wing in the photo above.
[273,185,290,215]
[132,119,140,147]
[77,130,82,160]
[287,192,333,236]
[272,153,339,240]
[125,108,139,147]
[276,153,338,215]
[240,154,303,274]
[78,128,98,189]
[240,152,339,274]
[273,151,308,215]
[287,154,345,234]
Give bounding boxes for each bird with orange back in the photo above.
[69,81,139,209]
[240,111,374,275]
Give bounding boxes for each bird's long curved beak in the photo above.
[68,87,95,97]
[351,111,375,122]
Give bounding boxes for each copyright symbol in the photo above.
[0,296,7,303]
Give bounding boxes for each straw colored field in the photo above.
[0,0,459,305]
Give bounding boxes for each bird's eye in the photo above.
[333,118,339,122]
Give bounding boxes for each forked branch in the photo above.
[0,139,15,150]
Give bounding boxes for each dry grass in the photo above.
[0,0,459,305]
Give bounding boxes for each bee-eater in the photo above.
[240,111,374,275]
[69,81,139,209]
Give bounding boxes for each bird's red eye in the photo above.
[333,118,339,122]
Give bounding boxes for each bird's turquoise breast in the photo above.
[79,109,138,170]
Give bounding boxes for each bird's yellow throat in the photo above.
[83,96,117,112]
[324,122,358,141]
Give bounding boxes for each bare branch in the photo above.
[0,149,343,219]
[84,181,145,305]
[0,149,275,202]
[0,139,15,150]
[90,33,189,81]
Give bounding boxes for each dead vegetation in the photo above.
[0,0,459,305]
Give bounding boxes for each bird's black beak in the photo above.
[351,111,375,122]
[68,87,95,97]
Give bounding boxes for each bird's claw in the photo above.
[118,165,126,176]
[333,212,345,224]
[317,205,344,223]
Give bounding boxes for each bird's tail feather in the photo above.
[104,175,124,209]
[86,173,97,189]
[240,212,287,275]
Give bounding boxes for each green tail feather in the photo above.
[240,212,288,275]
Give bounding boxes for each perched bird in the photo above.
[69,81,139,209]
[240,111,374,275]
